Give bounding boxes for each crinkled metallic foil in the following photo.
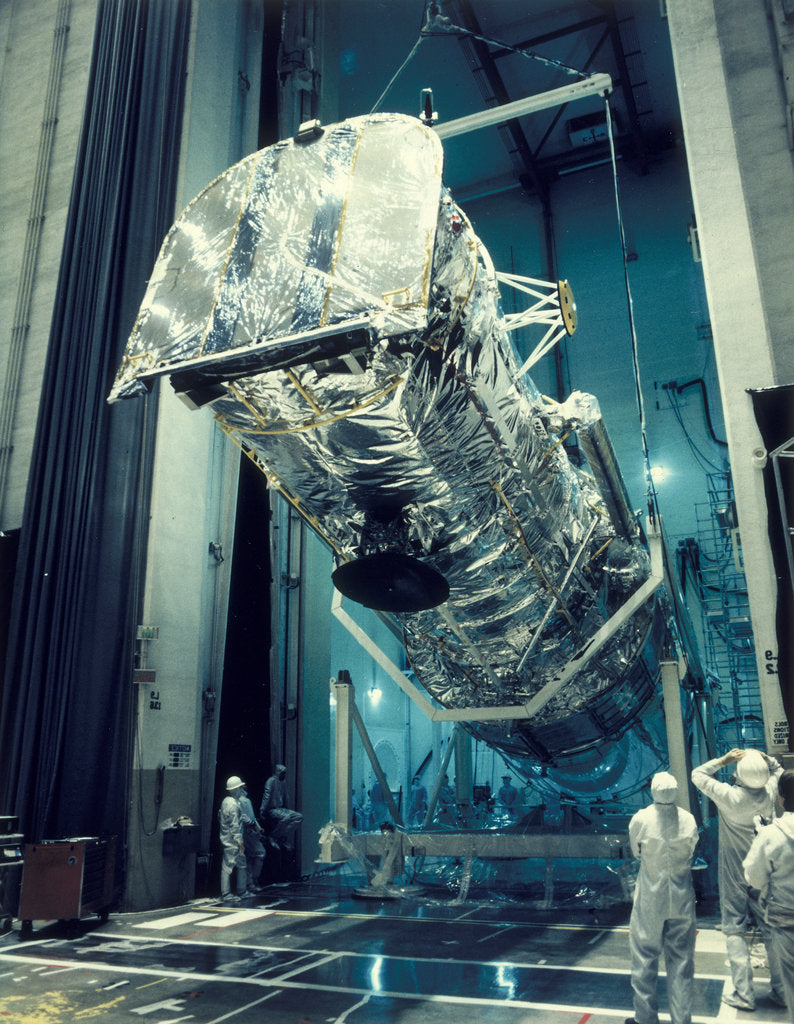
[111,113,661,761]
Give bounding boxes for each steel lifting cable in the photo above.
[422,3,588,79]
[604,95,659,522]
[370,1,590,116]
[367,9,653,520]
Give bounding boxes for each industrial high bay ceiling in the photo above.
[353,0,681,204]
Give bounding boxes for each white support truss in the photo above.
[330,521,664,724]
[495,273,577,376]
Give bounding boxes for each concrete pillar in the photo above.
[667,0,790,753]
[660,659,691,813]
[124,0,263,909]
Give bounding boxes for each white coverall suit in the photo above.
[218,792,247,896]
[691,753,783,1007]
[628,772,699,1024]
[238,790,265,887]
[744,812,794,1018]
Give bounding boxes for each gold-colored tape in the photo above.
[215,418,346,559]
[285,368,323,414]
[228,374,405,436]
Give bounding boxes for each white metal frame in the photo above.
[330,523,664,724]
[496,273,576,376]
[434,73,613,140]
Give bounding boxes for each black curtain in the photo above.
[749,385,794,745]
[0,0,191,850]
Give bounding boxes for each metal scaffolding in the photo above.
[694,473,764,748]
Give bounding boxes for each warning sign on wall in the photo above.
[168,743,192,769]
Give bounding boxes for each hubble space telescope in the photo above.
[110,109,667,768]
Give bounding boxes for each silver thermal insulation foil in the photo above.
[110,113,662,761]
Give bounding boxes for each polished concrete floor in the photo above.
[0,876,788,1024]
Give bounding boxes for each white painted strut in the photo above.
[434,73,612,140]
[496,273,577,375]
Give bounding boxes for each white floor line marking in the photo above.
[202,909,273,928]
[204,989,280,1024]
[193,900,633,934]
[332,993,372,1022]
[276,951,343,982]
[696,930,730,953]
[588,929,608,944]
[3,930,732,980]
[0,953,268,985]
[141,1017,192,1024]
[250,951,316,977]
[222,979,722,1019]
[716,979,738,1022]
[133,912,220,930]
[0,946,726,1019]
[2,937,52,950]
[101,979,131,990]
[476,925,514,943]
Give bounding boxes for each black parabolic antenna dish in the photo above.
[332,552,450,612]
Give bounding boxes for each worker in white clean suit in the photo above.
[691,748,785,1010]
[744,768,794,1019]
[626,771,699,1024]
[238,783,266,891]
[218,775,249,903]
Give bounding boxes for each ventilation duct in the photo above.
[110,113,664,762]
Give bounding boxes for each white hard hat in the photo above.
[226,775,244,791]
[651,771,678,804]
[736,751,769,789]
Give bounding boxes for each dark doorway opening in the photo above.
[201,0,283,897]
[206,453,273,894]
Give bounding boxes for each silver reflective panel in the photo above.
[111,113,662,762]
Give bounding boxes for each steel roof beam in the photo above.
[449,0,549,200]
[491,13,608,59]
